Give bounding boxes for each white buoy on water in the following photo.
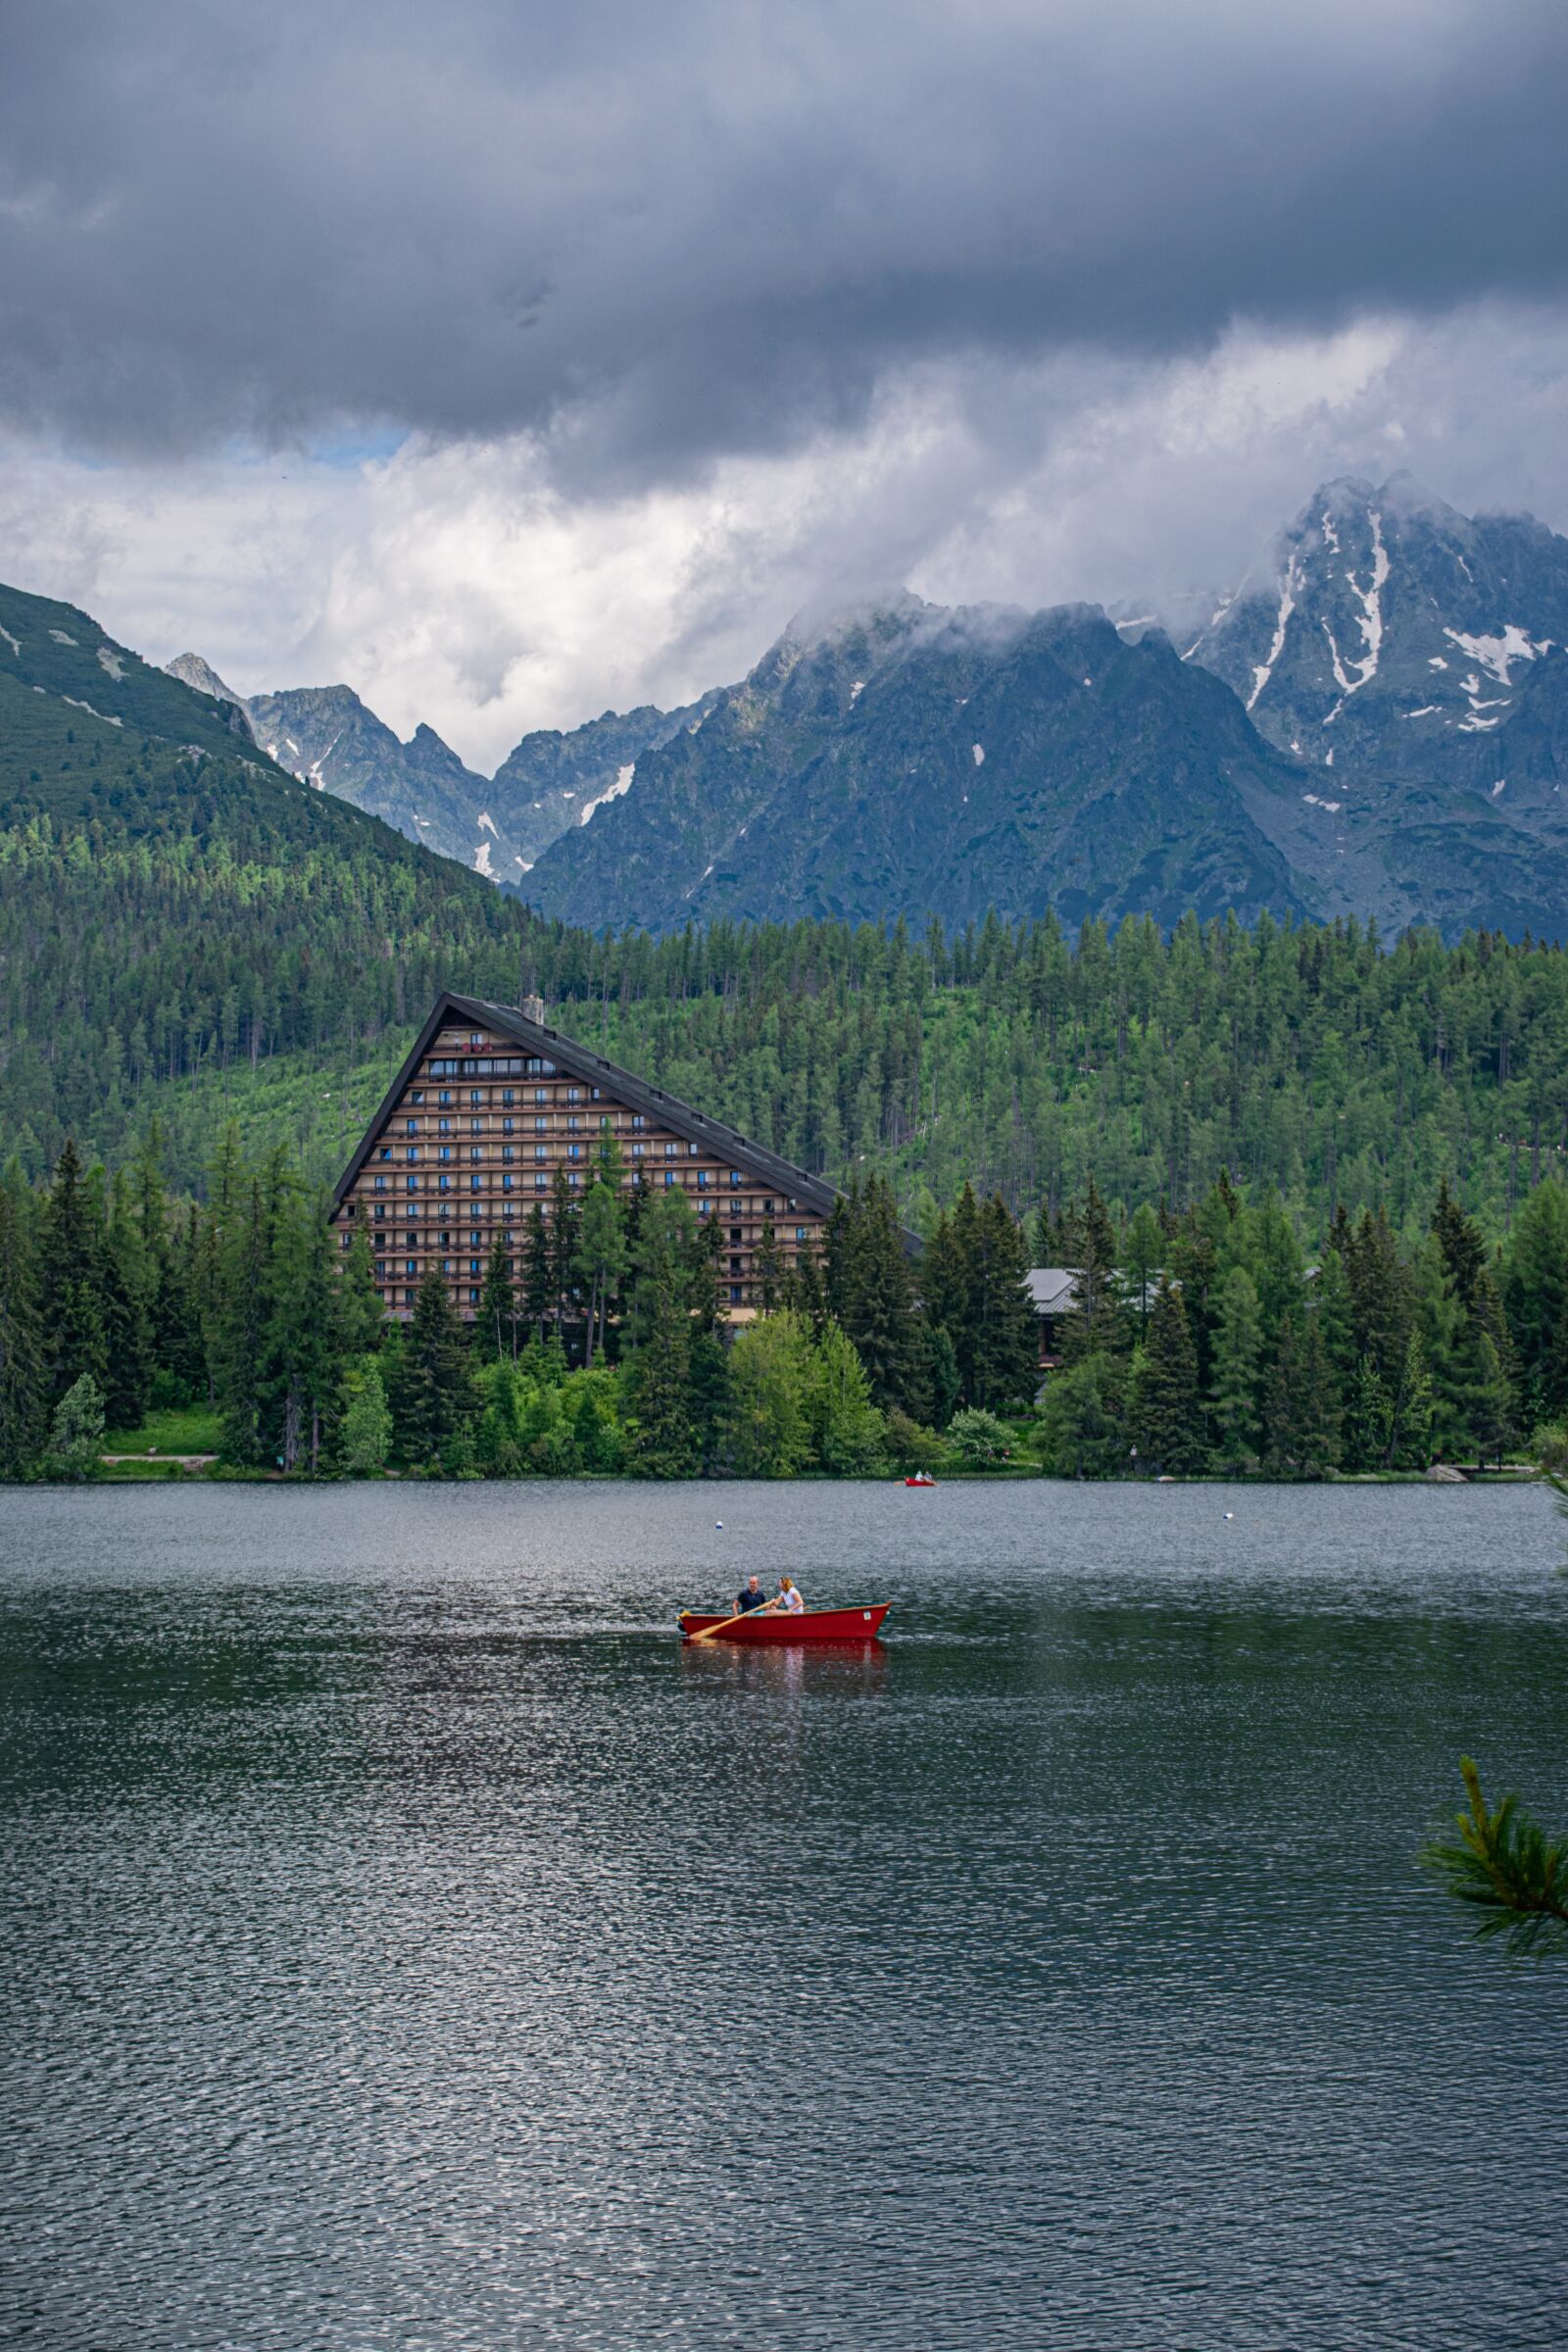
[1224,1511,1234,1521]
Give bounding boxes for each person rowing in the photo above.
[734,1574,766,1613]
[763,1574,805,1615]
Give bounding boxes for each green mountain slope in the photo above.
[0,582,543,1175]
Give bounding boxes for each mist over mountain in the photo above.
[150,476,1568,942]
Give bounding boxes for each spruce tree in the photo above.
[548,1167,581,1344]
[839,1174,922,1413]
[38,1138,109,1407]
[1209,1264,1262,1472]
[1298,1310,1343,1476]
[396,1267,479,1466]
[333,1221,385,1362]
[1130,1275,1204,1474]
[971,1193,1041,1412]
[0,1168,46,1476]
[573,1181,626,1365]
[522,1204,552,1341]
[754,1218,783,1312]
[479,1234,517,1360]
[621,1191,700,1478]
[1058,1177,1127,1366]
[1501,1178,1568,1424]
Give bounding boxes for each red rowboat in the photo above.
[678,1604,891,1642]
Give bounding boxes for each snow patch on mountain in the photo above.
[1443,624,1548,684]
[1248,551,1301,710]
[96,646,124,682]
[0,623,19,657]
[578,762,637,825]
[474,840,494,876]
[477,810,498,837]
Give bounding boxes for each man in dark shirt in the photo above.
[735,1575,766,1612]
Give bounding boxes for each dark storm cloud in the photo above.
[2,0,1565,479]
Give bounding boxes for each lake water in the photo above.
[3,1481,1566,2350]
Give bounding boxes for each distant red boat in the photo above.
[904,1473,937,1486]
[678,1604,891,1643]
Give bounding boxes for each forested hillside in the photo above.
[6,575,1568,1243]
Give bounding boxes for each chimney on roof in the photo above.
[519,992,546,1026]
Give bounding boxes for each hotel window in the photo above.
[469,1033,484,1046]
[405,1117,418,1135]
[406,1175,419,1194]
[698,1170,710,1188]
[534,1116,547,1133]
[468,1288,481,1305]
[406,1147,419,1164]
[567,1086,581,1102]
[632,1115,647,1131]
[411,1091,424,1105]
[631,1143,646,1158]
[378,1146,392,1161]
[534,1145,547,1162]
[469,1230,482,1248]
[374,1259,386,1279]
[501,1145,515,1163]
[502,1204,515,1223]
[729,1226,742,1244]
[438,1117,451,1135]
[568,1144,581,1161]
[438,1175,451,1194]
[796,1227,808,1242]
[374,1175,387,1192]
[535,1088,548,1104]
[729,1285,743,1304]
[729,1256,742,1274]
[339,1232,352,1250]
[591,1087,603,1101]
[568,1171,582,1187]
[438,1091,452,1107]
[567,1115,582,1132]
[535,1174,548,1191]
[469,1090,484,1108]
[764,1199,775,1214]
[502,1174,514,1193]
[405,1258,417,1277]
[501,1089,514,1107]
[403,1229,418,1248]
[439,1147,452,1164]
[663,1170,676,1187]
[468,1117,481,1135]
[441,1258,452,1275]
[469,1146,482,1163]
[374,1205,386,1222]
[469,1175,482,1192]
[438,1228,452,1248]
[698,1200,710,1215]
[469,1258,481,1276]
[664,1143,677,1158]
[502,1117,514,1136]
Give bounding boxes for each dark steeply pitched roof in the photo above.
[332,990,853,1221]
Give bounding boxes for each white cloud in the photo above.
[1,301,1567,771]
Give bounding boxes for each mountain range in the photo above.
[136,475,1568,940]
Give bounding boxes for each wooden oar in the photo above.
[686,1600,770,1644]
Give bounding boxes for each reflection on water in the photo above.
[2,1481,1566,2351]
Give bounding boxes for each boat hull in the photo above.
[679,1604,890,1642]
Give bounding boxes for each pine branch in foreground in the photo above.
[1420,1757,1568,1956]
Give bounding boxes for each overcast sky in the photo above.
[3,0,1567,769]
